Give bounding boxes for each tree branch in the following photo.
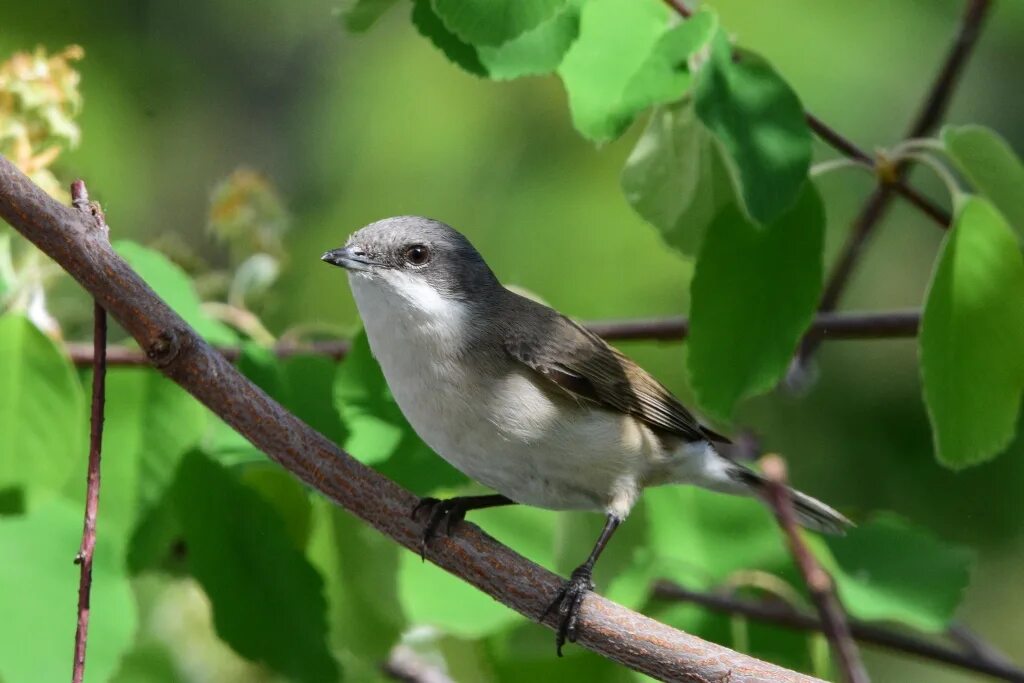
[70,179,109,683]
[795,0,992,372]
[761,455,869,683]
[64,310,921,368]
[0,158,826,682]
[652,582,1024,683]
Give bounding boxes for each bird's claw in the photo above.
[410,497,467,560]
[544,566,595,656]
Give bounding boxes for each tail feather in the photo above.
[730,467,852,535]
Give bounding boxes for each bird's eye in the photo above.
[404,244,430,266]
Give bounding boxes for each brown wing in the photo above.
[504,310,729,444]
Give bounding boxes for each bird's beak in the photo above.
[321,246,377,271]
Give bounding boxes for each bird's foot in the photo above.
[410,497,468,560]
[544,565,595,656]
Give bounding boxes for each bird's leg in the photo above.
[411,494,516,559]
[545,514,621,656]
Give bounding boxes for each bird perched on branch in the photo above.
[322,216,849,654]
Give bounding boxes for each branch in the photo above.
[761,455,869,683]
[795,0,992,371]
[0,158,825,682]
[64,310,921,368]
[70,180,109,683]
[652,582,1024,683]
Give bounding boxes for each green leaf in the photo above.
[99,368,206,535]
[307,498,405,662]
[688,186,825,420]
[432,0,569,47]
[920,196,1024,467]
[239,345,347,444]
[282,354,349,444]
[338,0,400,32]
[172,451,339,682]
[412,0,486,77]
[621,101,735,256]
[824,513,974,632]
[239,461,313,550]
[943,125,1024,236]
[645,486,789,589]
[559,0,714,142]
[0,500,137,683]
[115,240,238,345]
[398,504,555,638]
[334,330,408,464]
[694,32,812,225]
[478,0,581,81]
[0,313,84,493]
[620,10,717,114]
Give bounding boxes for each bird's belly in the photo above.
[382,361,644,512]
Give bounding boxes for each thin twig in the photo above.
[795,0,992,374]
[70,179,109,683]
[652,582,1024,683]
[761,455,869,683]
[64,310,921,368]
[1,160,822,683]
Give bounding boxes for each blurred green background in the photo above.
[2,0,1023,680]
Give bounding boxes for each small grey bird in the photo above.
[322,216,849,654]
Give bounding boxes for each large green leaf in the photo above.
[432,0,569,47]
[824,513,974,632]
[943,125,1024,236]
[99,368,206,536]
[478,0,581,81]
[334,329,408,464]
[0,500,137,683]
[920,196,1024,467]
[338,0,400,32]
[412,0,486,77]
[115,240,238,345]
[172,451,339,682]
[694,32,812,225]
[687,186,825,419]
[0,313,84,493]
[307,498,405,662]
[621,101,735,256]
[558,0,714,142]
[645,486,789,590]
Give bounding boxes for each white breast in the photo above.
[348,273,661,517]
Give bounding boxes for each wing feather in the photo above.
[504,311,728,444]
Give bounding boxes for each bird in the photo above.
[321,215,850,655]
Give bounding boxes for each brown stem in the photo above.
[70,180,108,683]
[0,159,824,683]
[652,582,1024,683]
[64,310,920,368]
[796,0,992,371]
[761,455,869,683]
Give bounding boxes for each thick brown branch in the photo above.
[652,582,1024,683]
[762,455,869,683]
[0,158,823,682]
[796,0,992,372]
[65,310,920,368]
[70,180,108,683]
